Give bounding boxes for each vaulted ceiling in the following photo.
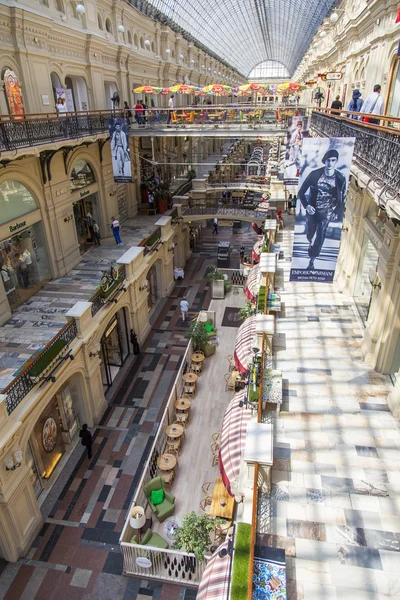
[142,0,336,77]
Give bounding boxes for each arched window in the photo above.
[127,30,132,44]
[98,14,103,29]
[105,18,112,34]
[70,160,96,191]
[134,33,138,47]
[0,180,38,225]
[140,37,144,49]
[388,56,400,117]
[248,60,289,80]
[55,0,64,13]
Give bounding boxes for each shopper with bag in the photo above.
[360,84,384,125]
[347,89,363,119]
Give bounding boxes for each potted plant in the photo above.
[172,512,215,561]
[184,320,209,351]
[140,181,149,203]
[206,265,225,299]
[239,300,256,321]
[187,169,197,180]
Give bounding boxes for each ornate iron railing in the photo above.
[139,226,162,255]
[182,205,266,219]
[310,111,400,196]
[3,319,77,414]
[90,264,127,317]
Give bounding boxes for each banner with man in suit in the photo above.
[108,117,132,183]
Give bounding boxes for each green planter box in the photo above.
[29,339,66,379]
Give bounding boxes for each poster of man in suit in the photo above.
[284,116,310,185]
[108,118,132,183]
[290,137,355,282]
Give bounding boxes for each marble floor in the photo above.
[258,216,400,600]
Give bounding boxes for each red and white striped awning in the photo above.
[244,263,260,303]
[219,390,252,495]
[252,237,263,264]
[257,201,270,212]
[234,315,257,373]
[197,540,231,600]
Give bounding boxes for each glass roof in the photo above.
[249,61,289,80]
[142,0,336,76]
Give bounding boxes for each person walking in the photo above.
[180,297,189,322]
[361,84,384,125]
[135,100,144,125]
[292,194,297,213]
[79,424,93,459]
[111,216,122,245]
[86,210,94,241]
[130,329,140,354]
[167,95,174,125]
[347,89,363,119]
[92,220,101,246]
[330,95,342,113]
[212,217,218,234]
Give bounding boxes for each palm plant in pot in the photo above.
[206,265,225,299]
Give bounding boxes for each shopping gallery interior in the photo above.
[0,0,399,599]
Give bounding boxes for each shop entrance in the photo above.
[354,235,379,325]
[28,381,80,491]
[147,264,159,311]
[70,159,100,254]
[100,308,130,389]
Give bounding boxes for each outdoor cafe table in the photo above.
[166,423,184,440]
[210,476,235,520]
[182,372,198,384]
[191,352,205,364]
[157,453,177,472]
[175,397,192,412]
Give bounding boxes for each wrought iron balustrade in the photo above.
[3,319,77,414]
[90,264,127,317]
[311,111,400,196]
[139,226,162,255]
[182,204,267,219]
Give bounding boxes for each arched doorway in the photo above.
[70,159,99,253]
[50,72,62,106]
[65,75,88,111]
[100,307,130,389]
[0,179,51,311]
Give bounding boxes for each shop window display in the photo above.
[100,309,130,389]
[0,222,51,311]
[70,159,96,191]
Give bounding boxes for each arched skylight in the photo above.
[249,61,289,80]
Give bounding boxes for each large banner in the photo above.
[108,117,132,183]
[4,69,24,118]
[290,137,355,283]
[284,116,309,185]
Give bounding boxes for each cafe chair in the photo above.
[224,373,235,392]
[164,446,179,463]
[158,468,175,487]
[191,363,202,375]
[166,438,181,453]
[214,520,232,543]
[227,355,235,372]
[202,481,214,497]
[143,476,176,522]
[199,496,212,514]
[184,384,196,397]
[175,412,189,427]
[211,441,220,467]
[212,432,220,445]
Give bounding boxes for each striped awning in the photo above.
[245,263,260,303]
[252,238,263,264]
[197,540,231,600]
[234,315,257,373]
[219,390,252,495]
[257,201,270,212]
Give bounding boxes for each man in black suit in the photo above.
[298,149,346,270]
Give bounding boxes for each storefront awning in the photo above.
[197,540,231,600]
[233,315,257,373]
[244,263,260,303]
[219,390,252,495]
[252,238,263,264]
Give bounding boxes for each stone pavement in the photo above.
[258,217,400,600]
[0,215,160,392]
[0,223,259,600]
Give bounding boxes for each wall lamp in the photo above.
[139,280,148,292]
[5,449,23,471]
[369,269,382,290]
[89,343,101,358]
[342,226,349,232]
[109,188,117,197]
[64,214,73,223]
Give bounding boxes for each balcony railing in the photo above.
[182,204,267,219]
[311,109,400,199]
[138,226,162,255]
[3,319,77,414]
[90,264,127,317]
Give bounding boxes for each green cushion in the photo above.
[205,323,214,333]
[141,529,152,545]
[151,489,164,505]
[130,534,138,544]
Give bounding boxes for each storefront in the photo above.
[0,180,51,311]
[28,381,80,495]
[100,308,130,389]
[70,160,101,254]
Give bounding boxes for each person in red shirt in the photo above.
[135,100,144,125]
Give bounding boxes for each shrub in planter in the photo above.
[172,512,215,561]
[239,301,256,321]
[184,321,209,351]
[205,265,224,281]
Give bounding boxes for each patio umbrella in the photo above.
[197,540,231,600]
[169,84,199,93]
[252,222,263,235]
[219,390,252,495]
[133,86,162,94]
[202,84,232,94]
[160,87,170,95]
[244,263,260,304]
[276,82,290,94]
[252,237,264,264]
[234,315,257,373]
[239,83,263,92]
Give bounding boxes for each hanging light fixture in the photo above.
[144,39,151,47]
[76,3,85,14]
[320,30,326,37]
[330,11,339,23]
[166,48,170,54]
[118,24,125,33]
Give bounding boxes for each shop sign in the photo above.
[104,318,118,338]
[219,220,234,227]
[9,220,26,233]
[80,189,90,198]
[365,222,383,250]
[325,72,342,81]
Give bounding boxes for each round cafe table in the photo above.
[175,397,191,412]
[166,423,184,439]
[182,372,198,384]
[157,453,177,471]
[191,352,205,364]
